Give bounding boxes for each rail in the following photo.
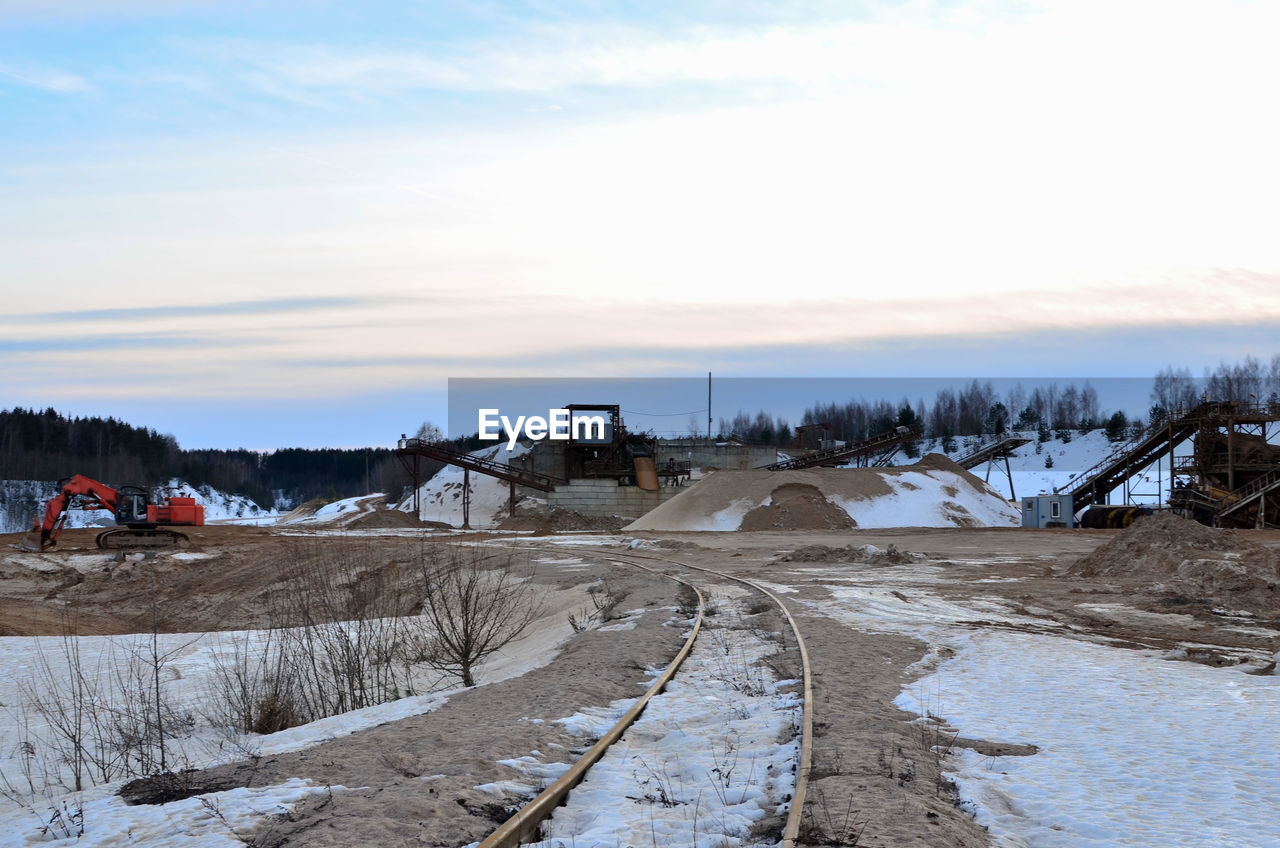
[477,547,813,848]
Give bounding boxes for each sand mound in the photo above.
[625,456,1019,532]
[277,497,327,523]
[347,508,444,530]
[740,484,857,531]
[777,543,919,564]
[498,507,623,535]
[1071,512,1280,615]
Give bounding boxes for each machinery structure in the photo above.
[762,425,921,471]
[956,435,1031,500]
[395,404,690,528]
[1056,401,1280,528]
[23,474,204,550]
[1169,402,1280,527]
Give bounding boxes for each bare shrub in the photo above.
[209,541,418,731]
[568,580,628,632]
[798,787,868,846]
[410,545,543,687]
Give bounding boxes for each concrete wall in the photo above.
[548,478,684,519]
[656,441,776,471]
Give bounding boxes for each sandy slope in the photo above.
[627,455,1019,531]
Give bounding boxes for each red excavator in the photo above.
[22,474,204,551]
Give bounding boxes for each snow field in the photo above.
[898,631,1280,848]
[810,563,1280,847]
[12,779,336,848]
[493,600,802,848]
[0,586,586,846]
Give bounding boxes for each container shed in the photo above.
[1021,494,1074,528]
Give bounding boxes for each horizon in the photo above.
[2,371,1248,453]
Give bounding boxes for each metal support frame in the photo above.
[462,468,471,529]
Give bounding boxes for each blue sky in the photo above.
[2,1,1278,449]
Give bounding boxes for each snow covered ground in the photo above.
[898,630,1280,848]
[808,563,1280,847]
[0,588,583,846]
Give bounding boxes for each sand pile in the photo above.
[347,508,445,530]
[1071,512,1280,615]
[777,543,919,564]
[276,497,327,523]
[499,507,623,535]
[740,484,856,531]
[625,454,1019,532]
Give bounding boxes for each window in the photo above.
[1050,500,1061,519]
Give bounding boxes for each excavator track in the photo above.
[95,527,190,550]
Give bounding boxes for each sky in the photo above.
[2,0,1278,449]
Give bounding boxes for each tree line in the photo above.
[0,408,410,509]
[716,355,1280,449]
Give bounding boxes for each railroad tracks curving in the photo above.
[477,545,813,848]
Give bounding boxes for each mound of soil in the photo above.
[777,543,919,564]
[1071,512,1280,616]
[348,508,444,529]
[740,483,857,531]
[498,508,623,535]
[277,497,327,523]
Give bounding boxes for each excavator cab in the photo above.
[114,486,150,525]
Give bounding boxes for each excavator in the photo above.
[19,474,204,551]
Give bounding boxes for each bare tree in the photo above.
[413,546,542,687]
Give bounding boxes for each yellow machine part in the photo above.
[634,457,659,491]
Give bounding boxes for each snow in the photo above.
[275,493,384,527]
[494,602,801,847]
[395,443,532,528]
[810,562,1280,847]
[897,631,1280,847]
[0,587,584,846]
[8,779,336,847]
[827,469,1020,529]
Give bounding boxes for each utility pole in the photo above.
[707,372,712,441]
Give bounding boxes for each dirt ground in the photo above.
[2,521,1278,846]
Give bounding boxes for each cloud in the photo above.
[0,333,249,353]
[172,1,1274,109]
[11,295,396,324]
[0,62,91,93]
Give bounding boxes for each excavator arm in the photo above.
[37,474,122,549]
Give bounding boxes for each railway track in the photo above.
[477,545,814,848]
